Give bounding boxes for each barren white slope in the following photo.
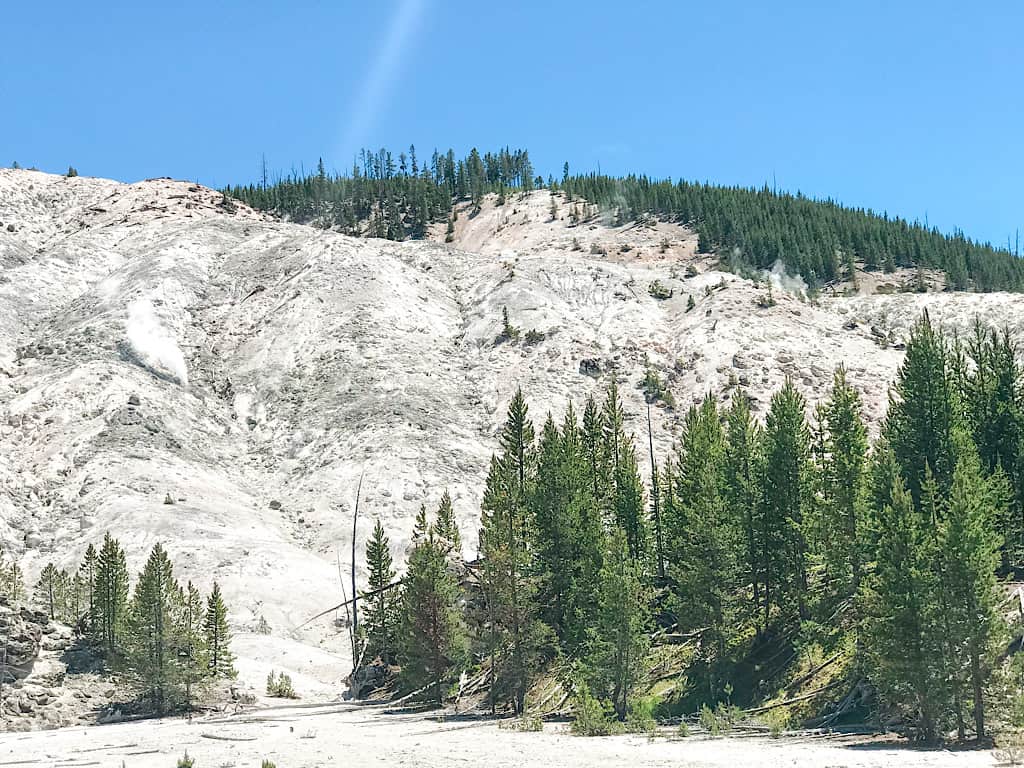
[1,169,1023,702]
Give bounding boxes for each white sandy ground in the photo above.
[1,169,1024,719]
[0,701,1001,768]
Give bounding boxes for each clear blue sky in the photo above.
[2,1,1020,248]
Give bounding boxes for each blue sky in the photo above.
[2,1,1020,248]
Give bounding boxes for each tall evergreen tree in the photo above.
[862,477,947,741]
[760,379,813,623]
[723,393,763,629]
[204,582,236,679]
[80,544,98,628]
[819,366,870,616]
[34,563,62,620]
[585,529,649,720]
[937,443,1005,739]
[666,395,736,699]
[179,581,209,709]
[476,389,545,713]
[964,322,1024,566]
[433,490,462,557]
[93,533,129,655]
[603,383,648,564]
[884,311,961,502]
[398,520,467,704]
[362,519,399,663]
[127,543,184,713]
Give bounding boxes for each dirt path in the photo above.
[0,703,998,767]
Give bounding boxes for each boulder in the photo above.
[0,600,46,682]
[578,358,602,377]
[350,660,390,699]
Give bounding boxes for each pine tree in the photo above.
[964,323,1023,566]
[475,389,545,713]
[127,543,184,713]
[0,551,25,604]
[204,582,236,679]
[398,524,466,704]
[884,311,962,502]
[412,504,430,542]
[80,544,98,628]
[603,383,648,564]
[819,366,870,615]
[584,529,649,720]
[362,520,399,663]
[581,395,609,509]
[667,395,737,699]
[938,443,1004,739]
[723,393,763,628]
[530,406,604,651]
[862,477,946,741]
[34,563,62,620]
[93,533,129,655]
[179,582,209,709]
[67,571,86,627]
[760,379,813,624]
[433,490,461,557]
[531,414,574,637]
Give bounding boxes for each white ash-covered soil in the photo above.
[1,169,1022,713]
[0,701,1000,767]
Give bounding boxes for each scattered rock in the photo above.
[269,500,282,510]
[579,358,602,377]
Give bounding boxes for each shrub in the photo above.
[698,704,722,736]
[686,294,695,312]
[677,719,690,737]
[684,264,699,278]
[524,329,545,346]
[659,237,671,253]
[624,696,658,734]
[641,368,676,408]
[177,752,194,768]
[261,761,277,768]
[503,714,544,732]
[755,286,776,308]
[495,306,520,344]
[266,670,298,699]
[571,684,617,736]
[763,707,789,738]
[648,280,673,300]
[66,166,78,178]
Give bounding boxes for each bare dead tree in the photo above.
[350,471,364,660]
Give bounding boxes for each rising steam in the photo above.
[125,298,188,385]
[763,259,808,298]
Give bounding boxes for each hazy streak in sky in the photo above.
[339,0,426,161]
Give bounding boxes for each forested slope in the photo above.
[225,146,1024,292]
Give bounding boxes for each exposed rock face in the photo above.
[0,598,45,682]
[1,169,1023,697]
[349,660,390,699]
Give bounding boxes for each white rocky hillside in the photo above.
[0,169,1022,699]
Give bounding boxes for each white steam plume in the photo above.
[126,298,188,385]
[763,259,808,297]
